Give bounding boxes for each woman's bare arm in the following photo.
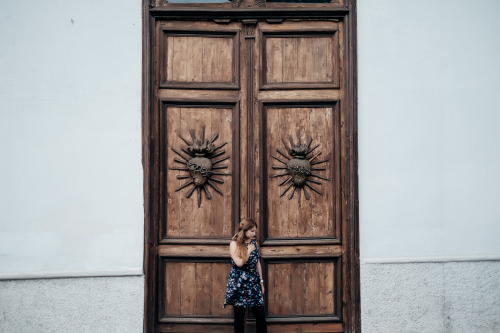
[229,240,255,267]
[256,259,265,295]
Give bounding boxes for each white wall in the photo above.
[358,0,500,261]
[2,0,499,274]
[0,0,143,276]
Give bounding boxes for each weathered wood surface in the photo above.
[265,261,336,316]
[164,106,234,240]
[264,105,339,240]
[162,261,232,317]
[144,11,359,332]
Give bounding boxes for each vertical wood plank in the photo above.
[326,34,334,82]
[175,37,188,82]
[167,36,174,82]
[165,262,181,316]
[283,37,297,83]
[218,37,234,83]
[316,37,329,82]
[265,37,284,84]
[304,262,319,315]
[318,262,335,315]
[195,263,211,315]
[296,37,308,82]
[202,37,214,83]
[269,263,289,316]
[308,107,328,238]
[239,24,248,223]
[180,262,196,315]
[190,37,204,82]
[211,262,232,317]
[266,106,280,239]
[289,262,304,315]
[166,106,181,238]
[266,263,276,315]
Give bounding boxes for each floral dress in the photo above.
[224,239,264,308]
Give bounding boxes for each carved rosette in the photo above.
[270,136,329,205]
[170,127,231,208]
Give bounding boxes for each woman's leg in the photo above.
[251,306,267,333]
[233,306,246,333]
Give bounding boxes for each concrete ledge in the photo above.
[361,254,500,264]
[0,268,144,281]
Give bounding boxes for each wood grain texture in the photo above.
[145,8,359,332]
[142,1,155,332]
[264,105,339,240]
[158,245,229,257]
[166,36,233,83]
[268,322,343,332]
[164,262,181,316]
[161,261,232,318]
[266,261,337,317]
[261,245,342,258]
[158,89,239,103]
[155,324,233,332]
[264,35,336,84]
[258,89,341,102]
[163,106,234,240]
[260,21,340,89]
[158,21,241,89]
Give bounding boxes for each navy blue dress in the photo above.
[224,239,264,308]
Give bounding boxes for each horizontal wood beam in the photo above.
[258,89,340,102]
[261,245,342,258]
[158,89,240,103]
[158,245,230,257]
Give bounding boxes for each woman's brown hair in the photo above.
[232,218,258,262]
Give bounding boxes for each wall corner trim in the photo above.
[361,255,500,265]
[0,268,144,281]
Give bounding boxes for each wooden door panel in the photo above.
[263,103,341,242]
[158,22,240,89]
[259,21,340,89]
[266,260,339,317]
[268,323,344,333]
[159,260,233,321]
[147,15,358,332]
[161,103,238,243]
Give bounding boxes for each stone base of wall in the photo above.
[361,260,500,333]
[0,275,144,333]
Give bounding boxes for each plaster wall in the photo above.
[0,0,143,275]
[1,0,500,332]
[357,1,500,331]
[358,0,500,260]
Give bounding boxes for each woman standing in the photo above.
[224,218,267,333]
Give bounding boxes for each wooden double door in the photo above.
[144,12,359,333]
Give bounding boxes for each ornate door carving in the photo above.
[144,7,359,333]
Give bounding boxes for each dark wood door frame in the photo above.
[142,1,359,332]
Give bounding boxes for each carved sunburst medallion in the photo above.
[270,137,329,205]
[170,127,230,208]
